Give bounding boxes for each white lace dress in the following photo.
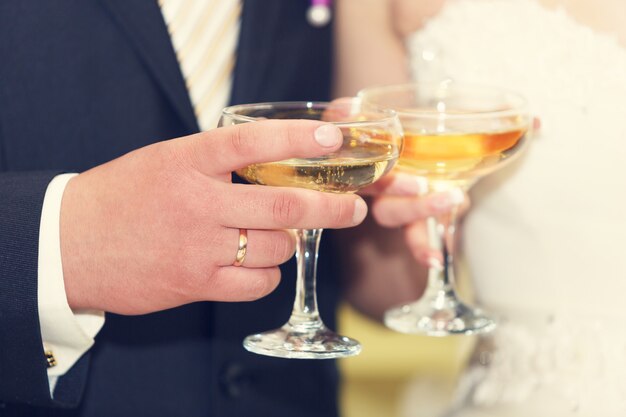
[406,1,626,416]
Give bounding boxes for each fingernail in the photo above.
[314,124,341,147]
[430,188,464,210]
[391,174,429,195]
[352,198,368,224]
[448,188,465,205]
[429,257,443,270]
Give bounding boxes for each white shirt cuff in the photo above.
[38,173,105,394]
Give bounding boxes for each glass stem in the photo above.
[425,205,461,308]
[288,228,324,330]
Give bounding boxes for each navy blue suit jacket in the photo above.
[0,1,341,416]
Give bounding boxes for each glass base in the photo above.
[243,323,361,359]
[384,299,496,336]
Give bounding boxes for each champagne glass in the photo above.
[359,82,530,335]
[220,101,403,358]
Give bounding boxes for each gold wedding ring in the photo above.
[233,229,248,266]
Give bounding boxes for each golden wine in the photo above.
[398,129,527,183]
[237,142,397,193]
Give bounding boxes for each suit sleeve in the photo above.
[0,171,89,408]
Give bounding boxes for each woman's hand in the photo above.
[337,171,466,319]
[361,172,467,267]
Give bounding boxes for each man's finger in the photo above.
[201,266,282,302]
[219,184,368,230]
[190,120,343,174]
[217,229,296,268]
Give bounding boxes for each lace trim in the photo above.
[459,318,626,414]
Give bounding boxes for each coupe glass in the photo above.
[220,101,403,358]
[359,82,530,335]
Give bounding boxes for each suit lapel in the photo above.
[97,0,199,133]
[230,0,282,105]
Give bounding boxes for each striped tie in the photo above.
[159,0,242,131]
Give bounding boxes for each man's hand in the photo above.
[60,121,368,315]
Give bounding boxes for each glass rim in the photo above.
[221,101,400,128]
[358,82,529,120]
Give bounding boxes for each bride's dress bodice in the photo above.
[407,0,626,415]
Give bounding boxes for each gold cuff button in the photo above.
[45,350,57,368]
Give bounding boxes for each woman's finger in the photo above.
[359,172,428,196]
[405,221,442,268]
[371,188,465,227]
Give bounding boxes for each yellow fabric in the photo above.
[338,304,475,416]
[339,260,477,416]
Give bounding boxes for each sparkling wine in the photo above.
[398,128,527,183]
[237,141,397,193]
